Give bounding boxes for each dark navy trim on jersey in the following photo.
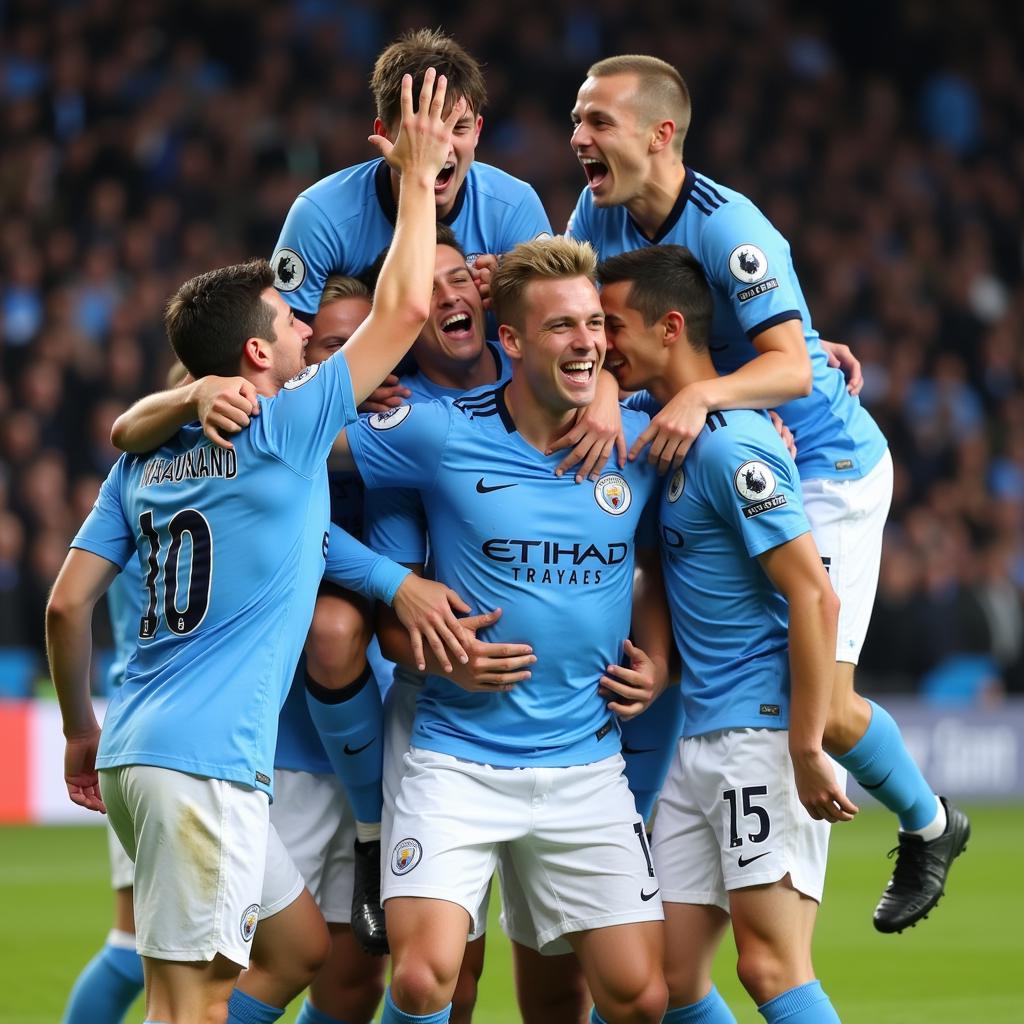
[374,157,468,227]
[745,310,802,341]
[453,386,502,421]
[694,174,727,206]
[627,166,697,242]
[493,382,516,433]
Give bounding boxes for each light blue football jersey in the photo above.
[274,347,512,774]
[628,393,810,736]
[104,557,141,691]
[272,160,552,316]
[349,383,659,767]
[568,169,887,481]
[72,354,358,796]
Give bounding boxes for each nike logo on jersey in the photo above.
[640,887,660,901]
[343,739,375,756]
[737,851,772,868]
[476,478,517,493]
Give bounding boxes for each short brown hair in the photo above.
[491,237,597,330]
[320,275,372,309]
[587,54,691,153]
[371,29,487,129]
[597,245,712,350]
[359,223,465,293]
[164,259,276,378]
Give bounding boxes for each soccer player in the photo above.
[332,236,671,1024]
[599,243,855,1024]
[567,55,969,932]
[46,71,470,1024]
[271,28,551,320]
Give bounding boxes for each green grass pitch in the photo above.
[1,805,1021,1023]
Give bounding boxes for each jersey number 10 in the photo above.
[138,508,213,639]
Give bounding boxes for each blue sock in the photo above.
[305,665,384,825]
[62,937,144,1024]
[381,986,451,1024]
[758,981,840,1023]
[296,999,352,1024]
[834,700,938,831]
[227,989,284,1023]
[590,1010,607,1023]
[665,986,738,1023]
[621,685,685,820]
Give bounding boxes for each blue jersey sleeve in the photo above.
[697,424,809,559]
[698,201,803,340]
[271,195,344,317]
[365,486,428,565]
[565,188,594,243]
[70,458,135,569]
[499,188,552,250]
[324,523,410,606]
[347,401,450,491]
[253,353,358,477]
[622,390,660,418]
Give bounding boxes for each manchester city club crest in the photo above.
[594,472,632,515]
[667,466,685,503]
[240,903,259,943]
[392,837,423,875]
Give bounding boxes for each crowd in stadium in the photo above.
[1,0,1022,703]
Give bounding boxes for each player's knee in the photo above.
[735,946,791,1006]
[306,601,371,687]
[663,962,710,1009]
[254,913,331,994]
[391,957,457,1015]
[519,978,590,1024]
[597,974,667,1024]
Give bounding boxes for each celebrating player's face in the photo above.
[599,279,666,392]
[571,74,653,207]
[385,98,482,219]
[413,245,486,377]
[306,296,372,366]
[513,276,606,412]
[263,287,312,385]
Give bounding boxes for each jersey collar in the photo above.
[374,160,469,226]
[626,164,694,243]
[494,381,517,433]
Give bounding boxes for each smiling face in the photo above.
[412,244,486,380]
[599,279,667,393]
[571,73,656,207]
[505,275,606,414]
[305,295,372,366]
[381,98,482,218]
[262,287,312,386]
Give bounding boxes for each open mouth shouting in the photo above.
[440,310,474,339]
[435,161,456,192]
[579,155,609,191]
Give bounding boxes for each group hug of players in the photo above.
[48,29,970,1024]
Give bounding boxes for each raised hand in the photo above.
[368,69,467,182]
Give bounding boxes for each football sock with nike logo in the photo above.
[305,664,383,834]
[757,981,839,1024]
[380,988,450,1024]
[834,700,943,836]
[664,985,738,1022]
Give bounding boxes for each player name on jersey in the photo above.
[140,444,238,488]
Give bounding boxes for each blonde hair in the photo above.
[490,237,597,330]
[319,275,372,308]
[587,54,691,153]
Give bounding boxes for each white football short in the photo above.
[101,765,301,966]
[106,819,134,891]
[801,449,893,664]
[653,729,842,911]
[271,768,355,923]
[384,748,662,950]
